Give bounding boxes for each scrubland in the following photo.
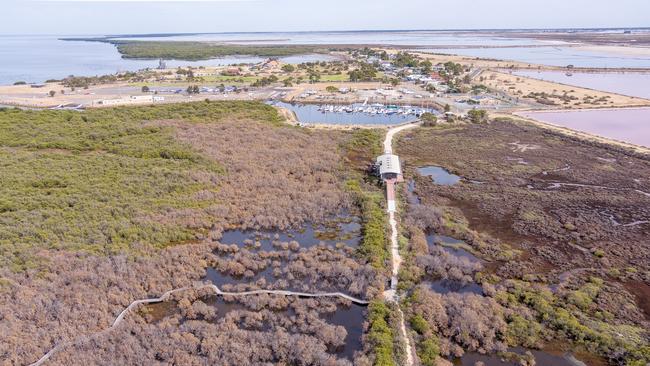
[0,101,388,365]
[396,119,650,365]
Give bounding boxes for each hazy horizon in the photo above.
[3,0,649,35]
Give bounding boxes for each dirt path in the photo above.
[29,285,368,366]
[382,122,420,366]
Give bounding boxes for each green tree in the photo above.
[325,86,339,93]
[281,64,295,73]
[420,113,438,127]
[417,339,440,366]
[48,90,56,97]
[420,60,433,74]
[141,85,150,93]
[282,77,294,87]
[308,71,321,83]
[467,109,488,123]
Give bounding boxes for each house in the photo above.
[376,154,402,181]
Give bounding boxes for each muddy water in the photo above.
[417,166,461,185]
[519,108,650,148]
[511,70,650,99]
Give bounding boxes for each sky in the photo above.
[1,0,649,35]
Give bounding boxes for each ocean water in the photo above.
[0,35,336,85]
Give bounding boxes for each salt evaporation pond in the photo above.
[272,101,435,125]
[417,166,461,185]
[419,46,650,68]
[511,70,650,99]
[519,108,650,148]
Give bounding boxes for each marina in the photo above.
[271,101,437,125]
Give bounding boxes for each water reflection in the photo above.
[417,166,461,185]
[219,219,361,251]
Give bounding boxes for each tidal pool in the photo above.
[518,108,650,148]
[417,166,461,185]
[511,70,650,99]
